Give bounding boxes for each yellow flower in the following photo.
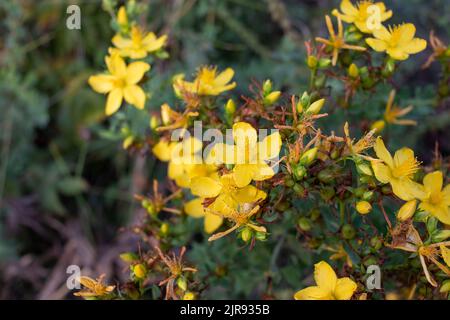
[152,137,218,188]
[397,199,417,221]
[371,137,424,201]
[316,15,366,66]
[356,201,372,214]
[231,122,282,187]
[418,171,450,225]
[112,26,167,59]
[156,103,198,132]
[366,23,427,60]
[294,261,357,300]
[74,274,115,298]
[88,53,150,115]
[332,0,392,34]
[189,173,267,215]
[383,90,417,126]
[173,66,236,96]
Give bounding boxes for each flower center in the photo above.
[391,158,419,179]
[429,192,442,206]
[114,77,127,88]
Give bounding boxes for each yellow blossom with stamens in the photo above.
[316,15,366,66]
[366,23,427,60]
[112,26,167,59]
[230,122,282,188]
[371,137,425,201]
[384,90,417,126]
[173,66,236,96]
[74,274,115,298]
[417,171,450,225]
[294,261,357,300]
[332,0,392,34]
[189,173,267,216]
[88,53,150,115]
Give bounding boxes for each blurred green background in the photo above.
[0,0,448,299]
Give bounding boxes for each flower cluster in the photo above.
[78,1,450,300]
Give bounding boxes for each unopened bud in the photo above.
[300,147,318,166]
[348,63,359,78]
[225,99,236,114]
[356,201,372,215]
[306,98,325,115]
[133,263,147,279]
[177,276,188,291]
[241,227,253,242]
[307,55,318,68]
[263,79,272,95]
[264,91,281,105]
[397,200,417,221]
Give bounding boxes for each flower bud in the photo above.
[263,79,272,95]
[342,224,356,239]
[306,98,325,115]
[356,201,372,215]
[300,91,310,107]
[432,230,450,242]
[133,263,147,280]
[307,55,318,69]
[241,227,253,242]
[177,276,188,291]
[320,186,335,201]
[293,165,307,180]
[362,191,374,201]
[122,136,134,149]
[317,169,334,183]
[440,280,450,293]
[183,291,196,300]
[160,222,170,236]
[255,231,267,241]
[264,91,281,105]
[296,100,303,114]
[318,58,332,69]
[149,115,159,130]
[299,147,318,166]
[371,120,385,132]
[356,163,373,176]
[298,217,312,231]
[225,99,236,114]
[117,6,128,27]
[397,200,417,221]
[348,63,359,78]
[120,252,139,263]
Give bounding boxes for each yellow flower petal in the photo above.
[340,0,358,16]
[152,140,174,161]
[372,25,391,41]
[233,185,267,204]
[397,23,416,44]
[258,131,282,160]
[402,38,427,54]
[88,74,115,93]
[126,61,150,85]
[184,198,205,218]
[440,245,450,267]
[204,212,223,234]
[386,48,409,60]
[314,261,337,294]
[252,163,275,181]
[393,147,415,168]
[112,34,132,49]
[232,122,258,145]
[366,38,388,52]
[190,177,222,198]
[233,164,255,188]
[123,85,146,109]
[423,171,443,195]
[214,68,234,86]
[294,286,332,300]
[106,54,127,77]
[334,277,357,300]
[391,179,425,201]
[105,88,123,115]
[374,137,393,167]
[371,161,391,184]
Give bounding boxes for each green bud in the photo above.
[309,208,321,221]
[285,178,295,188]
[370,236,383,251]
[300,91,310,107]
[263,79,272,95]
[225,99,236,114]
[293,165,307,180]
[440,280,450,293]
[362,191,374,201]
[317,169,334,183]
[299,147,318,166]
[120,252,139,263]
[342,224,356,240]
[264,91,281,105]
[241,227,253,242]
[432,230,450,242]
[318,58,332,69]
[255,231,267,241]
[426,217,438,234]
[306,98,325,115]
[313,74,326,89]
[298,217,312,231]
[363,256,378,267]
[357,163,373,176]
[320,186,335,201]
[177,276,188,291]
[293,183,305,196]
[381,185,392,195]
